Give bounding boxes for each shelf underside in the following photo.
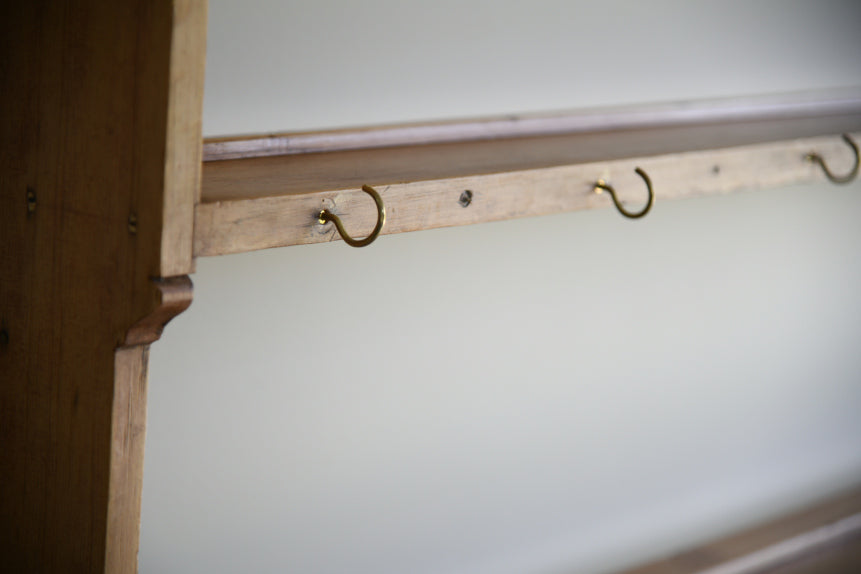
[196,91,861,257]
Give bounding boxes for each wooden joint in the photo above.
[122,276,193,347]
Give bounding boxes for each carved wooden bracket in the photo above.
[122,276,193,347]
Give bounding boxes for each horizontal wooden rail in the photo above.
[195,91,861,257]
[203,89,861,161]
[195,132,859,256]
[621,485,861,574]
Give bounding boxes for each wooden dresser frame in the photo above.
[2,2,859,572]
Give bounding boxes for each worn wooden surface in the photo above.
[123,277,194,347]
[201,118,861,202]
[621,486,861,574]
[194,132,860,256]
[105,348,152,573]
[161,0,207,277]
[202,89,861,161]
[0,1,205,572]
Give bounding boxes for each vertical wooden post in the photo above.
[0,1,206,572]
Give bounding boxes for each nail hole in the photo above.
[0,327,9,347]
[712,165,720,175]
[459,190,473,207]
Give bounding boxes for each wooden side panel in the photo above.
[0,1,204,572]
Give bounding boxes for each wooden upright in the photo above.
[0,2,206,572]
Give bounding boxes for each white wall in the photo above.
[141,1,861,573]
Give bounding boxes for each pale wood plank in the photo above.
[194,133,860,257]
[161,0,208,277]
[104,347,151,574]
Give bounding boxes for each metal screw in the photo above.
[459,190,473,207]
[26,188,36,215]
[128,213,138,235]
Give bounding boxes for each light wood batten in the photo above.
[195,127,861,257]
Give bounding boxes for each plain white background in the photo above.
[141,1,861,573]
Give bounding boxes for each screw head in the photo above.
[26,188,36,214]
[459,190,473,207]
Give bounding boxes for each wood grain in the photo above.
[620,486,861,574]
[202,88,861,161]
[104,347,151,573]
[123,277,194,347]
[0,2,204,572]
[194,132,861,257]
[201,116,861,202]
[161,0,207,276]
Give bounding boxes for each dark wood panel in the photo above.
[0,2,203,572]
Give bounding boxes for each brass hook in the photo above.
[806,134,859,185]
[594,167,654,219]
[318,184,386,247]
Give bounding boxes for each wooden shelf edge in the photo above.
[618,484,861,574]
[194,132,860,257]
[203,88,861,161]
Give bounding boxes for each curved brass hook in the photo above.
[318,185,386,247]
[594,167,654,219]
[806,134,859,185]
